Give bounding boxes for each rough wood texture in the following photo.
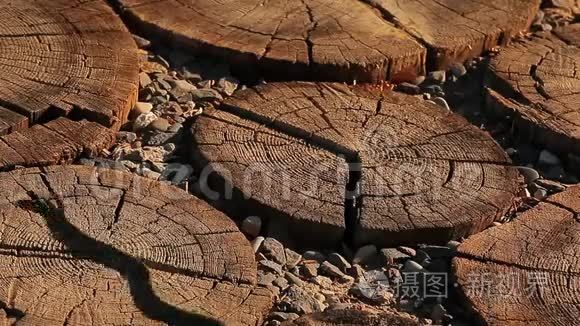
[0,165,272,325]
[485,33,580,155]
[0,117,115,171]
[367,0,541,69]
[284,309,420,325]
[453,185,580,325]
[555,23,580,47]
[191,82,520,248]
[0,0,139,130]
[115,0,426,83]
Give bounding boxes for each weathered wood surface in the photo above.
[114,0,426,82]
[0,118,114,171]
[284,309,420,325]
[367,0,542,70]
[0,0,139,130]
[0,165,272,325]
[555,23,580,47]
[453,185,580,325]
[485,33,580,155]
[191,82,520,247]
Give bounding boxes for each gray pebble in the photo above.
[395,82,421,95]
[517,166,540,184]
[538,150,561,166]
[251,236,265,253]
[428,70,446,84]
[241,215,262,238]
[303,251,326,263]
[132,34,151,49]
[149,118,171,132]
[285,248,302,270]
[259,260,284,275]
[403,260,425,273]
[261,237,286,266]
[533,188,548,200]
[432,97,451,111]
[449,63,467,78]
[327,253,351,271]
[284,271,305,287]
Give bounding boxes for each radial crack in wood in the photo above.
[453,185,580,326]
[191,82,520,248]
[367,0,542,70]
[0,0,139,131]
[114,0,426,83]
[0,165,273,325]
[485,32,580,155]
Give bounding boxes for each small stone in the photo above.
[261,238,286,266]
[279,285,326,314]
[534,188,548,200]
[353,244,378,265]
[395,82,421,95]
[446,240,461,250]
[349,281,392,303]
[139,72,152,88]
[541,23,553,32]
[300,262,319,278]
[538,150,561,166]
[269,312,299,322]
[144,132,176,147]
[284,271,305,287]
[251,236,265,253]
[241,216,262,238]
[312,275,334,288]
[191,88,224,102]
[423,93,431,100]
[149,118,171,132]
[412,76,425,85]
[517,166,540,184]
[432,97,451,111]
[380,248,410,264]
[506,148,517,156]
[422,84,444,96]
[257,271,277,286]
[534,179,566,192]
[492,221,502,227]
[284,248,302,270]
[133,112,158,131]
[347,264,366,279]
[133,102,153,116]
[428,70,446,84]
[403,260,425,273]
[412,249,431,266]
[327,253,351,271]
[319,261,350,282]
[116,131,137,144]
[397,246,416,257]
[259,260,283,275]
[132,34,151,48]
[267,320,281,326]
[216,77,239,96]
[302,251,326,263]
[168,123,183,133]
[273,276,289,289]
[449,63,467,78]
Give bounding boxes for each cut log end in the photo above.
[485,31,580,155]
[453,185,580,326]
[0,0,139,131]
[191,82,520,248]
[0,165,273,325]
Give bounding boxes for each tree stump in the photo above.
[284,309,420,325]
[555,23,580,47]
[191,82,520,248]
[453,185,580,325]
[485,32,580,155]
[0,117,115,171]
[367,0,542,70]
[0,0,139,130]
[0,165,272,325]
[114,0,426,83]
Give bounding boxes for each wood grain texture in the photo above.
[0,165,272,325]
[115,0,426,83]
[554,23,580,47]
[0,117,114,171]
[283,309,420,325]
[453,185,580,325]
[0,0,139,130]
[485,33,580,155]
[191,82,520,247]
[367,0,541,69]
